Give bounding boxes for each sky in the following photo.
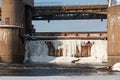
[34,0,107,5]
[33,0,108,32]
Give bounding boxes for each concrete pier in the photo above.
[108,5,120,66]
[0,0,24,63]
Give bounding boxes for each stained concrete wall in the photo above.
[1,0,24,26]
[0,27,24,62]
[0,0,25,63]
[25,32,107,64]
[108,5,120,66]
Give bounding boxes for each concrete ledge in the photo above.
[0,25,23,28]
[108,56,120,67]
[0,56,24,63]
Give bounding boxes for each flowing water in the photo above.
[25,40,107,64]
[0,38,118,76]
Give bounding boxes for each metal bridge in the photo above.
[32,4,108,20]
[0,3,108,20]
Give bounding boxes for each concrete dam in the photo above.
[25,32,107,64]
[1,0,120,67]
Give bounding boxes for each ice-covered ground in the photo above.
[0,75,120,80]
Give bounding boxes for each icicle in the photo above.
[25,40,107,64]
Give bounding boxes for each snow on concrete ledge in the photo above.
[112,62,120,71]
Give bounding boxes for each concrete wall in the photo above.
[0,27,24,62]
[0,0,25,63]
[25,32,107,64]
[1,0,24,26]
[108,5,120,66]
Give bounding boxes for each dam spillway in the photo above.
[25,32,107,64]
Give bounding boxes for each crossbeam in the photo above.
[32,5,108,20]
[0,5,108,20]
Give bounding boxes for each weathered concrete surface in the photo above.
[0,0,25,63]
[25,32,107,64]
[0,27,24,63]
[1,0,24,26]
[108,5,120,67]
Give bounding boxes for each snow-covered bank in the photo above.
[0,75,120,80]
[112,63,120,71]
[25,40,107,64]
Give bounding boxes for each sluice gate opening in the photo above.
[25,32,107,65]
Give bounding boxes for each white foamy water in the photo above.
[25,40,107,64]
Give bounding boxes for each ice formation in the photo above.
[25,40,107,64]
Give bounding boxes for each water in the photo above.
[0,63,112,76]
[0,35,112,76]
[0,63,119,76]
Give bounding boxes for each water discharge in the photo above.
[25,40,107,64]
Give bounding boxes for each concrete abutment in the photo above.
[0,0,120,67]
[0,0,33,63]
[108,5,120,67]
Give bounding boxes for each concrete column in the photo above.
[24,5,33,34]
[2,0,24,26]
[0,0,25,63]
[108,5,120,67]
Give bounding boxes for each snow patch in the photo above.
[112,63,120,71]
